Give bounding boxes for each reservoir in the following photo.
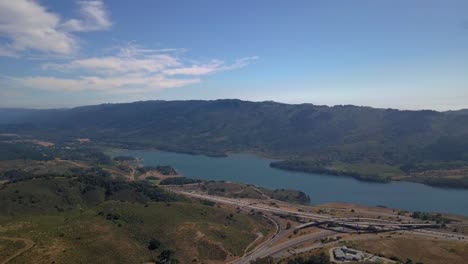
[122,150,468,216]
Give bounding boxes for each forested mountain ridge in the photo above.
[2,99,468,186]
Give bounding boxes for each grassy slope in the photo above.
[0,177,105,217]
[0,201,265,264]
[0,239,26,262]
[202,181,310,204]
[347,236,468,264]
[0,175,268,263]
[0,160,81,176]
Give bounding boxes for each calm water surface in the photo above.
[123,150,468,216]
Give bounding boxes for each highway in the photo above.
[234,230,336,264]
[175,190,448,230]
[167,188,468,263]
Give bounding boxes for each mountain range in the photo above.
[1,99,468,187]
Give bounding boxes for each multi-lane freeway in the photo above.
[166,188,467,263]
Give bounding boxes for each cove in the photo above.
[122,150,468,216]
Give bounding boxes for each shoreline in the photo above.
[111,146,468,190]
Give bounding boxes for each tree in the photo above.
[148,238,161,251]
[158,249,175,263]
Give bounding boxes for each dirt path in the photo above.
[227,215,280,264]
[130,167,136,181]
[251,186,270,199]
[244,215,280,256]
[242,232,264,256]
[0,237,34,264]
[55,159,87,168]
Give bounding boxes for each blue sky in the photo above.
[0,0,467,110]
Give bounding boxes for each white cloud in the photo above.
[12,44,258,93]
[62,1,112,32]
[117,44,185,57]
[163,59,225,76]
[15,75,200,93]
[0,45,17,57]
[0,0,76,56]
[164,56,259,76]
[0,0,256,94]
[0,1,257,94]
[43,54,181,74]
[0,0,111,57]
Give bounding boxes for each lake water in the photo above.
[122,150,468,216]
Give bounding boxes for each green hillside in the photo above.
[2,99,468,187]
[0,156,269,263]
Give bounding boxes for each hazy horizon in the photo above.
[1,98,468,113]
[1,0,468,110]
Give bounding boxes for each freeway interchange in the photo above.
[165,185,468,263]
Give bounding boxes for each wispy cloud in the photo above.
[163,57,258,76]
[14,75,201,93]
[12,44,258,93]
[0,0,111,57]
[43,54,181,74]
[0,1,257,94]
[61,1,112,32]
